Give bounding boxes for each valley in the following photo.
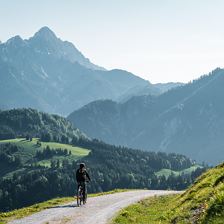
[0,108,205,213]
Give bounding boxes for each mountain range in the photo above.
[2,26,223,165]
[68,68,224,164]
[0,27,180,115]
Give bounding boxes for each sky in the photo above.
[0,0,224,83]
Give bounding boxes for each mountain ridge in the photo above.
[0,27,155,115]
[0,26,184,115]
[3,26,104,71]
[0,108,87,141]
[68,68,224,164]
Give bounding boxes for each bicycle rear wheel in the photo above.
[77,186,82,206]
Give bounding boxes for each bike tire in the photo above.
[77,186,82,207]
[83,192,87,204]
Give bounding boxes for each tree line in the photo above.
[0,141,206,212]
[35,146,71,160]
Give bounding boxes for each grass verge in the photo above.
[113,163,224,224]
[112,194,178,224]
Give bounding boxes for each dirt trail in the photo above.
[9,190,180,224]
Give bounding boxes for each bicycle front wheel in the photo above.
[83,192,87,204]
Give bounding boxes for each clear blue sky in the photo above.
[0,0,224,83]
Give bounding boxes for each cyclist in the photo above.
[76,163,91,203]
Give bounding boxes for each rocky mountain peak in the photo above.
[33,26,57,41]
[6,35,26,47]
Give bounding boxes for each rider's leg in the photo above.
[82,182,87,201]
[77,182,80,198]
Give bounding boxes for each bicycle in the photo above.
[77,183,87,206]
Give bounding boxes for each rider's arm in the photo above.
[76,169,79,182]
[86,171,91,181]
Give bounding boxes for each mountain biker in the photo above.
[76,163,90,202]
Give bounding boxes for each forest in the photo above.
[0,109,207,211]
[0,140,206,212]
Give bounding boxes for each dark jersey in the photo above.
[76,168,90,182]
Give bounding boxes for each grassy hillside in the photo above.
[156,165,202,178]
[113,163,224,224]
[1,138,201,180]
[0,138,90,163]
[0,138,90,177]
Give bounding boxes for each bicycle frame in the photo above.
[77,184,87,206]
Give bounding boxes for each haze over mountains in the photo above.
[0,27,179,115]
[68,68,224,165]
[1,26,223,165]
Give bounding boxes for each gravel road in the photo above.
[9,190,180,224]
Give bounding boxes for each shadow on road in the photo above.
[48,204,79,209]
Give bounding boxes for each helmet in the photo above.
[79,163,85,168]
